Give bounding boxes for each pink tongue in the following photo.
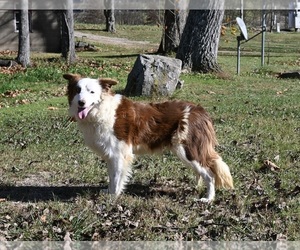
[78,108,89,120]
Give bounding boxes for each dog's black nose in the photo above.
[78,100,85,107]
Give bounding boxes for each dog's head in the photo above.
[63,73,118,120]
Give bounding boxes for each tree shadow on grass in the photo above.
[0,183,179,202]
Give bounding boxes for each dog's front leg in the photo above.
[107,154,132,196]
[107,158,123,196]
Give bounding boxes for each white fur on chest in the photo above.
[77,94,123,160]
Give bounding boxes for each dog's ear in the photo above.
[99,78,118,92]
[64,73,82,105]
[63,73,82,83]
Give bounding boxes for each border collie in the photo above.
[64,73,233,202]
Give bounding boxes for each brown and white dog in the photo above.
[64,73,233,202]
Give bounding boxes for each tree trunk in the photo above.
[61,0,76,64]
[157,5,187,54]
[17,0,30,67]
[104,0,116,33]
[176,0,225,73]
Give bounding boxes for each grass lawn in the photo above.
[0,25,299,241]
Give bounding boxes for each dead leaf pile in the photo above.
[99,204,140,236]
[0,65,25,75]
[0,89,31,108]
[0,50,17,56]
[2,89,29,98]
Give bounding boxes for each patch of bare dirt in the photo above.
[74,31,158,48]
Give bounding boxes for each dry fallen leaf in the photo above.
[40,215,47,223]
[276,233,287,241]
[47,106,59,110]
[261,160,280,172]
[287,185,300,197]
[276,89,288,95]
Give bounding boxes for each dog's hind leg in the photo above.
[172,145,215,203]
[191,161,215,203]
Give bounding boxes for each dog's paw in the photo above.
[194,197,213,203]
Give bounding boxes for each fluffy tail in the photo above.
[211,157,234,189]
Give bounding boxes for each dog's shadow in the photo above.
[0,183,178,202]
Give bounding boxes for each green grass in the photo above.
[0,26,300,241]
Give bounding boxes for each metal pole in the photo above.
[240,0,244,19]
[261,4,266,66]
[237,38,241,75]
[237,0,243,75]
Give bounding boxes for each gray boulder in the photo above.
[125,54,182,96]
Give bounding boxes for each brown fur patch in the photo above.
[114,98,218,168]
[184,105,218,167]
[63,73,82,105]
[114,99,188,151]
[99,78,118,93]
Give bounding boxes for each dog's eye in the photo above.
[76,86,81,94]
[90,91,95,94]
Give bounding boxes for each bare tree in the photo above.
[158,0,187,54]
[17,0,30,67]
[104,0,116,33]
[61,0,76,64]
[176,0,225,73]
